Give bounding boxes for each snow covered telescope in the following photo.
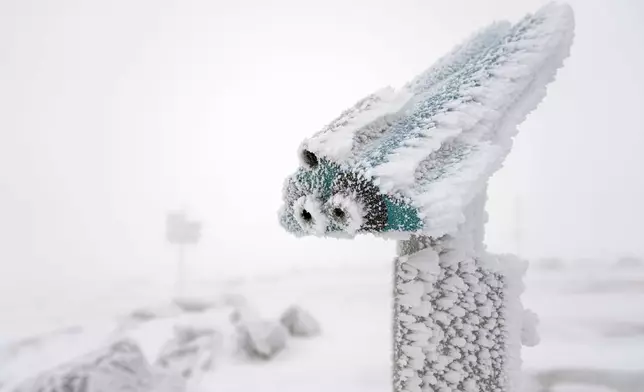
[279,3,573,392]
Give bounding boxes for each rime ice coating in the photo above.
[279,3,574,239]
[393,192,531,392]
[278,3,573,392]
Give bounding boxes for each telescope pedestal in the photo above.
[393,195,528,392]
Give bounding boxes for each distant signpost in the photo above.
[166,211,202,298]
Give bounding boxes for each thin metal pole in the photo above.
[175,244,185,298]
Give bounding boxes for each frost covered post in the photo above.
[166,211,202,298]
[278,4,573,392]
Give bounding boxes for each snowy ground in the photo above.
[1,257,643,392]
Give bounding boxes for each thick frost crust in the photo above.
[397,3,575,237]
[394,237,529,392]
[280,3,574,238]
[301,87,413,163]
[391,190,530,392]
[276,5,572,391]
[301,21,511,167]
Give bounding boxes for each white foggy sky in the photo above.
[0,0,643,286]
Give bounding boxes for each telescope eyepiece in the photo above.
[301,149,318,169]
[301,209,313,222]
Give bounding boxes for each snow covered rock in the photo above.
[614,256,643,269]
[10,339,185,392]
[172,297,218,313]
[155,326,219,380]
[279,305,321,337]
[536,257,566,271]
[521,309,540,347]
[129,308,162,322]
[235,320,288,360]
[534,368,644,392]
[126,304,182,323]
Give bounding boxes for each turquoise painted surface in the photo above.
[383,197,423,232]
[283,158,423,235]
